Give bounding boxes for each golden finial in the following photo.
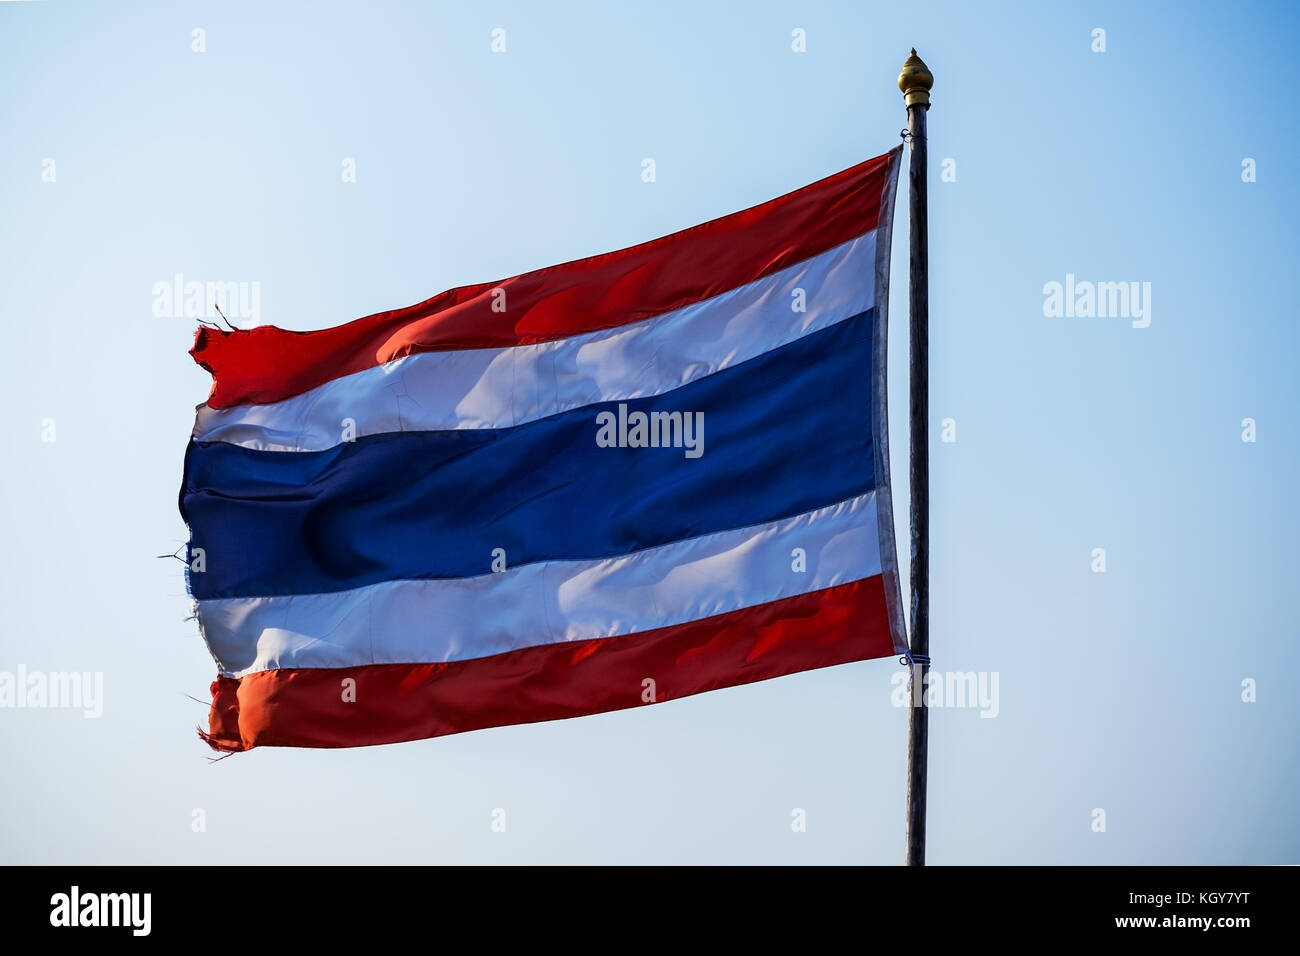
[897,48,933,109]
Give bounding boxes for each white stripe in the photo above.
[198,492,881,678]
[193,231,878,451]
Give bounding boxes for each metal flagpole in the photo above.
[899,48,934,867]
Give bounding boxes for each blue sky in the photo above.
[1,0,1296,864]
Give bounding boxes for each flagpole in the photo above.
[899,48,934,867]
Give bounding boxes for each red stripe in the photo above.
[202,575,896,752]
[192,150,900,408]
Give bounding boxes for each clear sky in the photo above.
[1,0,1296,864]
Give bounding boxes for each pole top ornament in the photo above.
[898,48,933,109]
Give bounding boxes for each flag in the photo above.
[182,147,907,751]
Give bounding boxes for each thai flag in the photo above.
[182,147,907,751]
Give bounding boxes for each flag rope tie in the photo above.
[899,651,931,666]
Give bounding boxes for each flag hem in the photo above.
[871,145,910,656]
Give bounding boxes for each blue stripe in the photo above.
[182,310,877,599]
